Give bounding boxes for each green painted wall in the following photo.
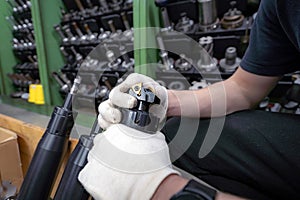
[0,1,18,95]
[0,0,65,106]
[31,0,65,105]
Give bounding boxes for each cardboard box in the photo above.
[0,127,23,190]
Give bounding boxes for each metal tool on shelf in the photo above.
[175,12,194,33]
[109,0,122,11]
[189,80,210,90]
[104,44,122,70]
[220,1,245,29]
[168,80,186,90]
[70,46,83,64]
[83,23,97,42]
[60,46,70,60]
[108,19,122,39]
[219,46,241,73]
[27,55,38,68]
[198,0,219,31]
[174,54,192,71]
[119,45,134,70]
[155,0,173,31]
[5,16,18,31]
[63,25,78,44]
[197,36,217,71]
[16,0,29,11]
[72,22,88,43]
[157,35,174,71]
[54,25,69,44]
[75,0,85,12]
[10,0,23,13]
[52,72,71,93]
[99,0,110,13]
[98,28,111,41]
[5,0,19,13]
[121,12,133,40]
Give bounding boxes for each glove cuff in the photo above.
[133,167,180,200]
[79,158,180,200]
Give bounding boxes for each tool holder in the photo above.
[120,83,161,134]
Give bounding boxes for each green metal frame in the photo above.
[0,1,17,95]
[31,0,65,106]
[0,0,65,107]
[133,0,161,78]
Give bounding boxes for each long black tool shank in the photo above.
[54,135,92,200]
[16,106,75,200]
[54,119,101,200]
[17,77,80,200]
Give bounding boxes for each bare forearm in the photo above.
[167,67,280,118]
[167,81,249,118]
[151,175,189,200]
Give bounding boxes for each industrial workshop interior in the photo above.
[1,0,300,199]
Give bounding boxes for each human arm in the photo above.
[167,67,281,118]
[168,0,300,118]
[98,69,280,126]
[78,123,246,200]
[152,174,247,200]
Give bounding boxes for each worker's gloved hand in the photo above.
[78,124,179,200]
[98,73,168,130]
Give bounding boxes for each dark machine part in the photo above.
[104,45,122,70]
[119,45,134,70]
[83,23,97,41]
[220,1,245,29]
[280,78,300,113]
[16,77,81,200]
[70,46,83,62]
[198,0,219,31]
[219,46,241,73]
[75,0,85,12]
[121,12,131,30]
[157,35,174,71]
[175,12,194,33]
[108,19,117,33]
[120,83,161,134]
[155,0,173,30]
[99,0,110,13]
[174,54,192,71]
[54,25,68,43]
[121,12,133,39]
[63,25,77,43]
[52,72,70,93]
[54,119,102,200]
[109,0,122,11]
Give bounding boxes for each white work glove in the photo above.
[78,123,180,200]
[98,73,168,130]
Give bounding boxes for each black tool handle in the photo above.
[16,132,69,200]
[54,135,93,200]
[54,119,101,200]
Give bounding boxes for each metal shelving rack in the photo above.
[0,0,65,111]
